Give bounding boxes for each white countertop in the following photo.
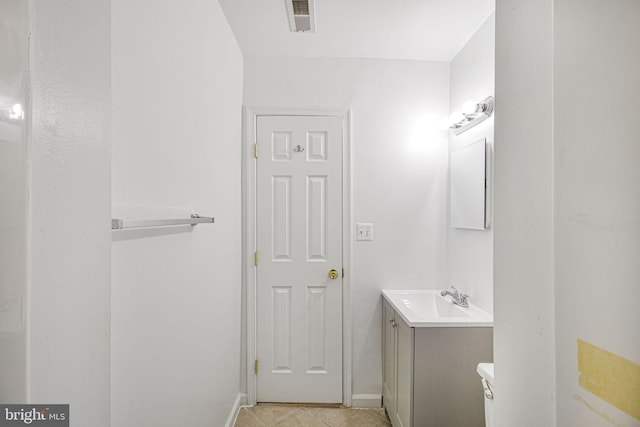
[382,289,493,327]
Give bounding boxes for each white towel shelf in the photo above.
[111,214,214,230]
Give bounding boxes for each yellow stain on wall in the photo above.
[578,339,640,421]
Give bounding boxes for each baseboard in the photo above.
[351,394,382,408]
[224,393,247,427]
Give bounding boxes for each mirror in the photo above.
[450,138,487,230]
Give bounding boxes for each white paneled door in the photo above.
[256,115,343,403]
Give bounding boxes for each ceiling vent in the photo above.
[285,0,316,32]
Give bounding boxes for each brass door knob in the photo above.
[328,269,339,280]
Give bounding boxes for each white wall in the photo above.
[494,1,556,426]
[554,1,640,426]
[447,13,495,313]
[496,2,640,426]
[110,1,244,426]
[0,0,28,402]
[29,0,112,425]
[243,57,450,401]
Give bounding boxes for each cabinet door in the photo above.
[394,316,413,427]
[382,300,396,418]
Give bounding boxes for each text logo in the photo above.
[0,405,68,426]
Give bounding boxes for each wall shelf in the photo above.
[111,214,214,230]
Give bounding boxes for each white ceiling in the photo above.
[218,0,495,62]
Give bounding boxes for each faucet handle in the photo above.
[449,285,459,297]
[457,292,469,307]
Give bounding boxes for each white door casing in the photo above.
[255,115,343,403]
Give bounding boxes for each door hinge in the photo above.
[255,359,259,375]
[254,143,259,158]
[254,251,259,267]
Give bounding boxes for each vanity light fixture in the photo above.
[449,96,494,135]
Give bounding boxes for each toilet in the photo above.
[477,363,495,426]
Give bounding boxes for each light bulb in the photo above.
[10,103,24,120]
[449,112,465,124]
[462,100,477,115]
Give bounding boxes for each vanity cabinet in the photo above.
[382,299,399,422]
[382,298,493,427]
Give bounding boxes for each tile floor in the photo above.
[234,404,392,427]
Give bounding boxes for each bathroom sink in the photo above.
[402,292,471,318]
[382,290,493,327]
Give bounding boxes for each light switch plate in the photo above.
[356,223,374,241]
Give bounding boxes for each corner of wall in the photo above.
[494,1,556,425]
[29,0,111,425]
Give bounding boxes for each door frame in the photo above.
[242,107,352,406]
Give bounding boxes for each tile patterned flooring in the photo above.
[234,404,392,427]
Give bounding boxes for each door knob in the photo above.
[328,269,339,280]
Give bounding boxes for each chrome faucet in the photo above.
[440,286,469,308]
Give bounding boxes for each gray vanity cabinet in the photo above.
[383,298,413,427]
[382,298,493,427]
[382,299,397,420]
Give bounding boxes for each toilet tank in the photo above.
[477,363,494,427]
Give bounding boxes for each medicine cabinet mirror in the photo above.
[450,138,487,230]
